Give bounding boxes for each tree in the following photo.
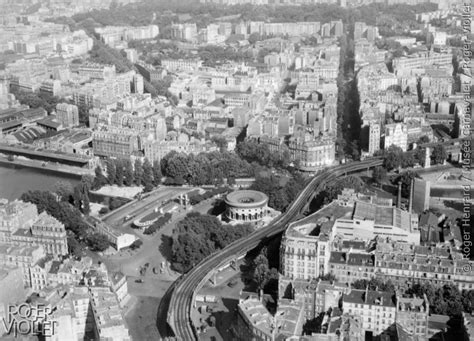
[432,144,447,165]
[401,152,416,168]
[462,290,474,314]
[211,136,228,152]
[54,181,74,201]
[20,190,89,238]
[406,283,464,316]
[253,254,271,291]
[134,159,143,186]
[318,175,365,204]
[81,175,94,192]
[82,192,90,215]
[248,32,262,45]
[170,213,253,273]
[414,147,426,166]
[418,135,430,144]
[105,158,116,185]
[86,233,110,252]
[372,166,387,185]
[352,278,395,292]
[395,171,419,198]
[383,145,404,170]
[114,159,124,186]
[123,159,134,186]
[142,158,154,192]
[73,186,83,210]
[152,160,162,186]
[93,166,108,189]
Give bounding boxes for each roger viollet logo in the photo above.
[1,303,57,337]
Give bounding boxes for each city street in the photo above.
[102,186,191,227]
[101,193,217,340]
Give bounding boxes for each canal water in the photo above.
[0,164,80,200]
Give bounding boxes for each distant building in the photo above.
[40,80,61,97]
[78,63,116,80]
[368,122,381,155]
[412,178,430,213]
[95,25,159,48]
[161,59,202,72]
[56,103,79,128]
[384,123,408,152]
[124,48,138,63]
[92,127,141,159]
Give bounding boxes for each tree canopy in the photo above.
[20,190,89,238]
[406,282,472,317]
[170,212,253,273]
[250,173,307,212]
[162,151,254,186]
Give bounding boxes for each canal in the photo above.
[0,164,81,200]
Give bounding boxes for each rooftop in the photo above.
[225,190,268,207]
[344,289,395,308]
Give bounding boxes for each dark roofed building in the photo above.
[329,251,375,284]
[343,288,396,335]
[36,116,63,132]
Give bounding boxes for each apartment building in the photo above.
[287,135,336,172]
[396,294,429,338]
[92,127,141,158]
[0,243,45,289]
[143,139,219,163]
[279,276,349,320]
[0,199,38,243]
[235,292,305,340]
[374,242,474,291]
[89,287,131,340]
[280,206,336,281]
[392,51,453,76]
[329,251,375,285]
[10,211,68,257]
[343,289,396,336]
[95,25,159,48]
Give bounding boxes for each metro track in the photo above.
[167,158,383,340]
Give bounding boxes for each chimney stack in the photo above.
[397,181,402,209]
[409,179,414,213]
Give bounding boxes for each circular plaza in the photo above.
[224,190,269,223]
